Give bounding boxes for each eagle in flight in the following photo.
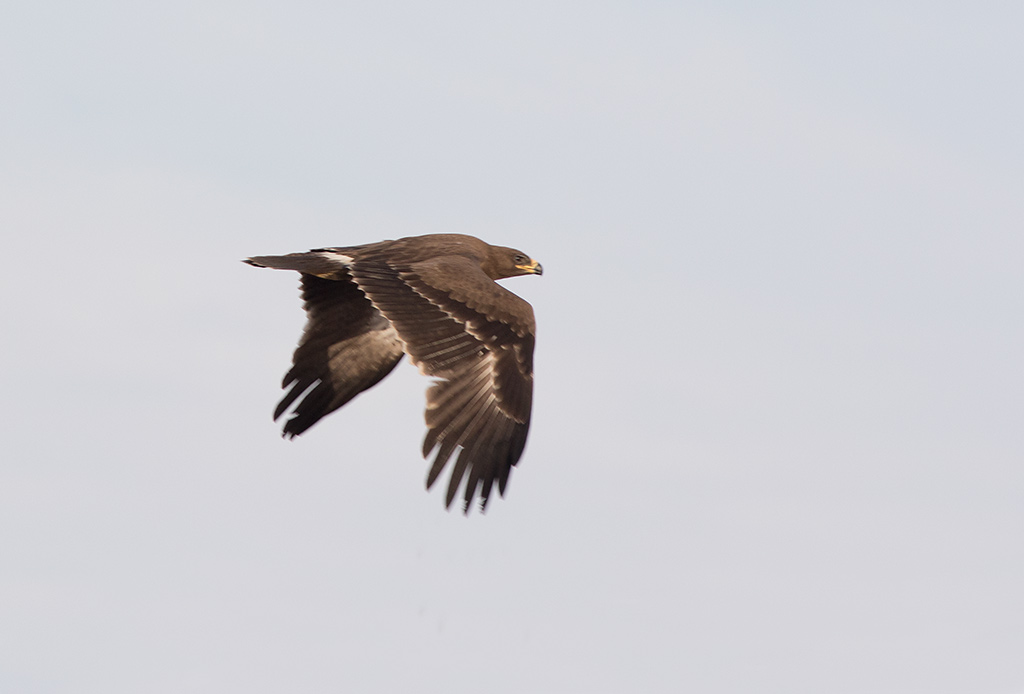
[245,234,542,513]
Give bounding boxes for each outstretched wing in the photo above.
[246,253,404,437]
[349,255,535,512]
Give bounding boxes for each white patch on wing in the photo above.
[316,251,355,268]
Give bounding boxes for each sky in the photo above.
[2,2,1023,693]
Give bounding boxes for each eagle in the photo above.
[245,234,542,512]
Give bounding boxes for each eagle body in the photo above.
[245,234,542,512]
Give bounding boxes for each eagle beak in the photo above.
[518,259,543,275]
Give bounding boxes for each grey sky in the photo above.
[2,3,1022,693]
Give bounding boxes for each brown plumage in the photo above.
[245,234,542,512]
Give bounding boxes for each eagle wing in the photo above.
[348,255,535,511]
[245,253,404,438]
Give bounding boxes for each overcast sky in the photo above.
[2,2,1023,693]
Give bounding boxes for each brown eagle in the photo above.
[245,234,542,512]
